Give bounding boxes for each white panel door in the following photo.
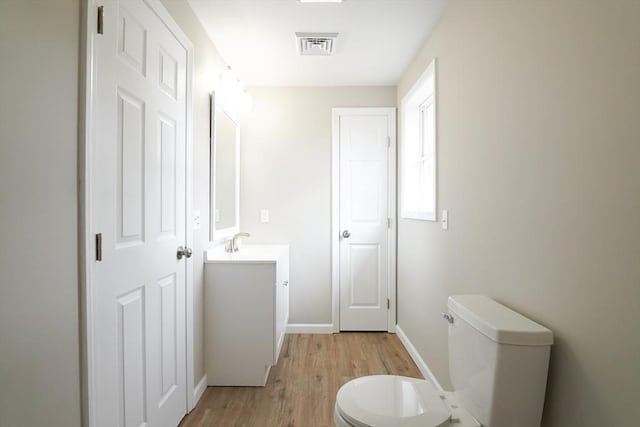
[91,1,187,426]
[339,113,390,331]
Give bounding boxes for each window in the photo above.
[401,59,437,221]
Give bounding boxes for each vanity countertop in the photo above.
[205,244,289,264]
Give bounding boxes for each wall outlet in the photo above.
[442,209,448,230]
[260,209,269,223]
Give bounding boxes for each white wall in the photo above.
[0,1,82,426]
[160,0,227,388]
[240,87,396,325]
[396,1,640,426]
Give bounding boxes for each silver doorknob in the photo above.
[177,246,192,260]
[342,230,351,238]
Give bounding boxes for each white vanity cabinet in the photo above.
[204,245,289,386]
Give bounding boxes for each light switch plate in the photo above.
[442,210,448,230]
[215,209,220,223]
[260,209,269,223]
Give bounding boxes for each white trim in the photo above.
[387,109,398,334]
[182,36,197,416]
[331,111,340,333]
[286,323,336,334]
[400,58,438,222]
[192,374,208,408]
[79,2,97,425]
[395,325,444,391]
[402,211,437,221]
[80,0,197,422]
[331,107,397,333]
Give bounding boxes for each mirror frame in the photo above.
[209,92,240,243]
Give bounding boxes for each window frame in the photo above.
[400,58,437,221]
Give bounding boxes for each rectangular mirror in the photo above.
[210,93,239,242]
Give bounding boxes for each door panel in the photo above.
[159,48,179,99]
[350,161,382,222]
[159,116,177,238]
[92,1,187,426]
[158,273,177,397]
[117,90,145,246]
[348,244,381,306]
[118,8,147,76]
[339,114,390,331]
[117,288,146,427]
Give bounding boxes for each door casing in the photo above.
[331,107,397,333]
[79,0,198,425]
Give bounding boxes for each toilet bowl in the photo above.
[334,375,479,427]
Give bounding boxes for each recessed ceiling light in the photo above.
[298,0,343,3]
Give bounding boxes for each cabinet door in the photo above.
[205,263,276,385]
[274,249,290,362]
[280,249,289,332]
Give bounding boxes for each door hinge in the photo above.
[387,298,390,310]
[97,6,104,35]
[387,217,391,229]
[95,233,103,261]
[387,136,391,148]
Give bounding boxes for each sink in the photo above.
[205,244,288,263]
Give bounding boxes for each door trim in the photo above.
[79,1,197,425]
[331,107,397,333]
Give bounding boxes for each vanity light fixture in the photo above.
[217,66,252,113]
[219,65,238,88]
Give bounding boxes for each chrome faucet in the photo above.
[225,232,250,253]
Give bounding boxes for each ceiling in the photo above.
[188,0,449,86]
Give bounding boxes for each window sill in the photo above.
[401,211,437,222]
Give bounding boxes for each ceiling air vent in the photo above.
[295,32,338,56]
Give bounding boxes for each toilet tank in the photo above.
[447,295,553,427]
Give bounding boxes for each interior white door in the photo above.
[91,1,188,426]
[338,112,391,331]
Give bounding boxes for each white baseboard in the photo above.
[287,323,335,334]
[192,374,207,408]
[395,325,444,391]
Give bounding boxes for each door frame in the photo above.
[79,0,197,425]
[331,107,397,333]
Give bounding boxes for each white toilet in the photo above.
[334,295,553,427]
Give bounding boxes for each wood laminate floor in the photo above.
[179,333,423,427]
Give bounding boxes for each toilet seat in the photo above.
[335,375,451,427]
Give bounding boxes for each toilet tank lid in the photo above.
[448,295,553,346]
